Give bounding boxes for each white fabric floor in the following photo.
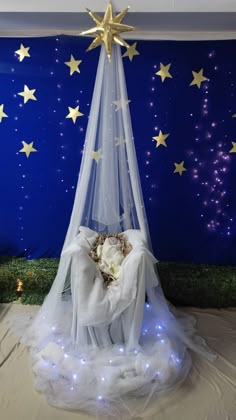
[0,303,235,420]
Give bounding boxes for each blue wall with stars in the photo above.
[0,35,236,265]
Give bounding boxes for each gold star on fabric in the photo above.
[19,141,37,158]
[91,149,102,163]
[66,106,84,123]
[112,98,131,111]
[115,137,126,146]
[153,130,170,147]
[0,104,8,122]
[174,161,187,176]
[18,85,37,104]
[80,1,134,61]
[15,43,30,62]
[64,55,82,75]
[229,142,236,153]
[156,63,173,82]
[190,68,208,89]
[122,42,140,62]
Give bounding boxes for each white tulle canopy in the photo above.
[16,44,216,419]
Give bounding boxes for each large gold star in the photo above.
[64,55,82,75]
[80,1,134,61]
[229,142,236,153]
[122,42,140,62]
[0,104,8,122]
[91,149,102,163]
[153,130,170,147]
[190,68,208,89]
[18,85,37,104]
[174,161,187,176]
[19,141,37,158]
[15,43,30,62]
[66,106,84,123]
[156,63,173,82]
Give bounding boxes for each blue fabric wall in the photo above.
[0,35,236,264]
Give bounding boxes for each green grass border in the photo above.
[0,257,236,307]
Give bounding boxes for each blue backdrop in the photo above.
[0,35,236,264]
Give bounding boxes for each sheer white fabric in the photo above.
[16,45,216,419]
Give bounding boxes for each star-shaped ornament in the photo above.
[19,141,37,158]
[66,106,84,123]
[174,161,187,176]
[91,149,102,163]
[122,42,140,62]
[80,1,134,61]
[153,130,170,147]
[18,85,37,104]
[64,55,82,75]
[190,68,208,89]
[112,98,131,111]
[0,104,8,122]
[115,137,126,146]
[156,63,173,82]
[229,142,236,153]
[15,43,31,62]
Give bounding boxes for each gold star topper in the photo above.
[80,1,134,61]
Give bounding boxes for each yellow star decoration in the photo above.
[153,130,170,148]
[190,68,208,89]
[80,1,134,61]
[174,161,187,176]
[18,85,37,104]
[229,142,236,153]
[64,55,82,76]
[19,141,37,158]
[156,63,173,82]
[91,149,102,163]
[15,43,30,62]
[0,104,8,122]
[112,98,131,111]
[122,42,140,62]
[115,137,126,146]
[66,106,84,124]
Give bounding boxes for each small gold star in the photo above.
[64,55,82,75]
[15,43,30,62]
[156,63,173,82]
[18,85,37,104]
[115,137,126,146]
[229,142,236,153]
[91,149,102,163]
[112,98,131,111]
[153,130,170,147]
[66,106,84,123]
[19,141,37,158]
[122,42,140,62]
[174,161,187,176]
[0,104,8,122]
[190,68,208,89]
